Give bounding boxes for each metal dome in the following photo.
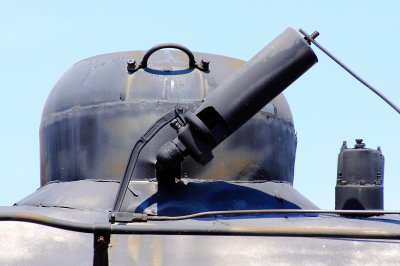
[40,47,297,186]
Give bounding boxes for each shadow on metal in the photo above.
[144,68,195,75]
[134,181,301,216]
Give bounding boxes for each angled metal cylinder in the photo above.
[171,28,318,165]
[195,27,317,138]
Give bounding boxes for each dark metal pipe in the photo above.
[156,28,318,170]
[196,27,317,135]
[2,210,400,239]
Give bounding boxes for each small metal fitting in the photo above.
[354,139,365,149]
[299,29,320,45]
[375,172,382,185]
[127,60,137,73]
[176,105,184,113]
[341,141,347,151]
[170,119,183,131]
[200,60,210,72]
[109,213,116,223]
[97,235,106,244]
[310,31,320,40]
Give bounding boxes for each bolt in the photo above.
[310,31,320,40]
[301,29,320,44]
[376,172,382,185]
[97,235,106,244]
[109,213,116,223]
[337,172,343,184]
[127,60,136,67]
[200,60,210,72]
[170,119,182,131]
[354,139,365,149]
[127,60,137,73]
[176,105,184,113]
[341,141,347,151]
[119,92,126,101]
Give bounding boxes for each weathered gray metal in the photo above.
[1,27,399,266]
[155,27,317,176]
[40,39,298,186]
[2,204,400,265]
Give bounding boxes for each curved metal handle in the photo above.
[141,43,196,69]
[127,43,209,74]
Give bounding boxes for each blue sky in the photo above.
[1,1,399,210]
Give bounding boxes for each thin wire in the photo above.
[299,29,400,115]
[147,209,400,221]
